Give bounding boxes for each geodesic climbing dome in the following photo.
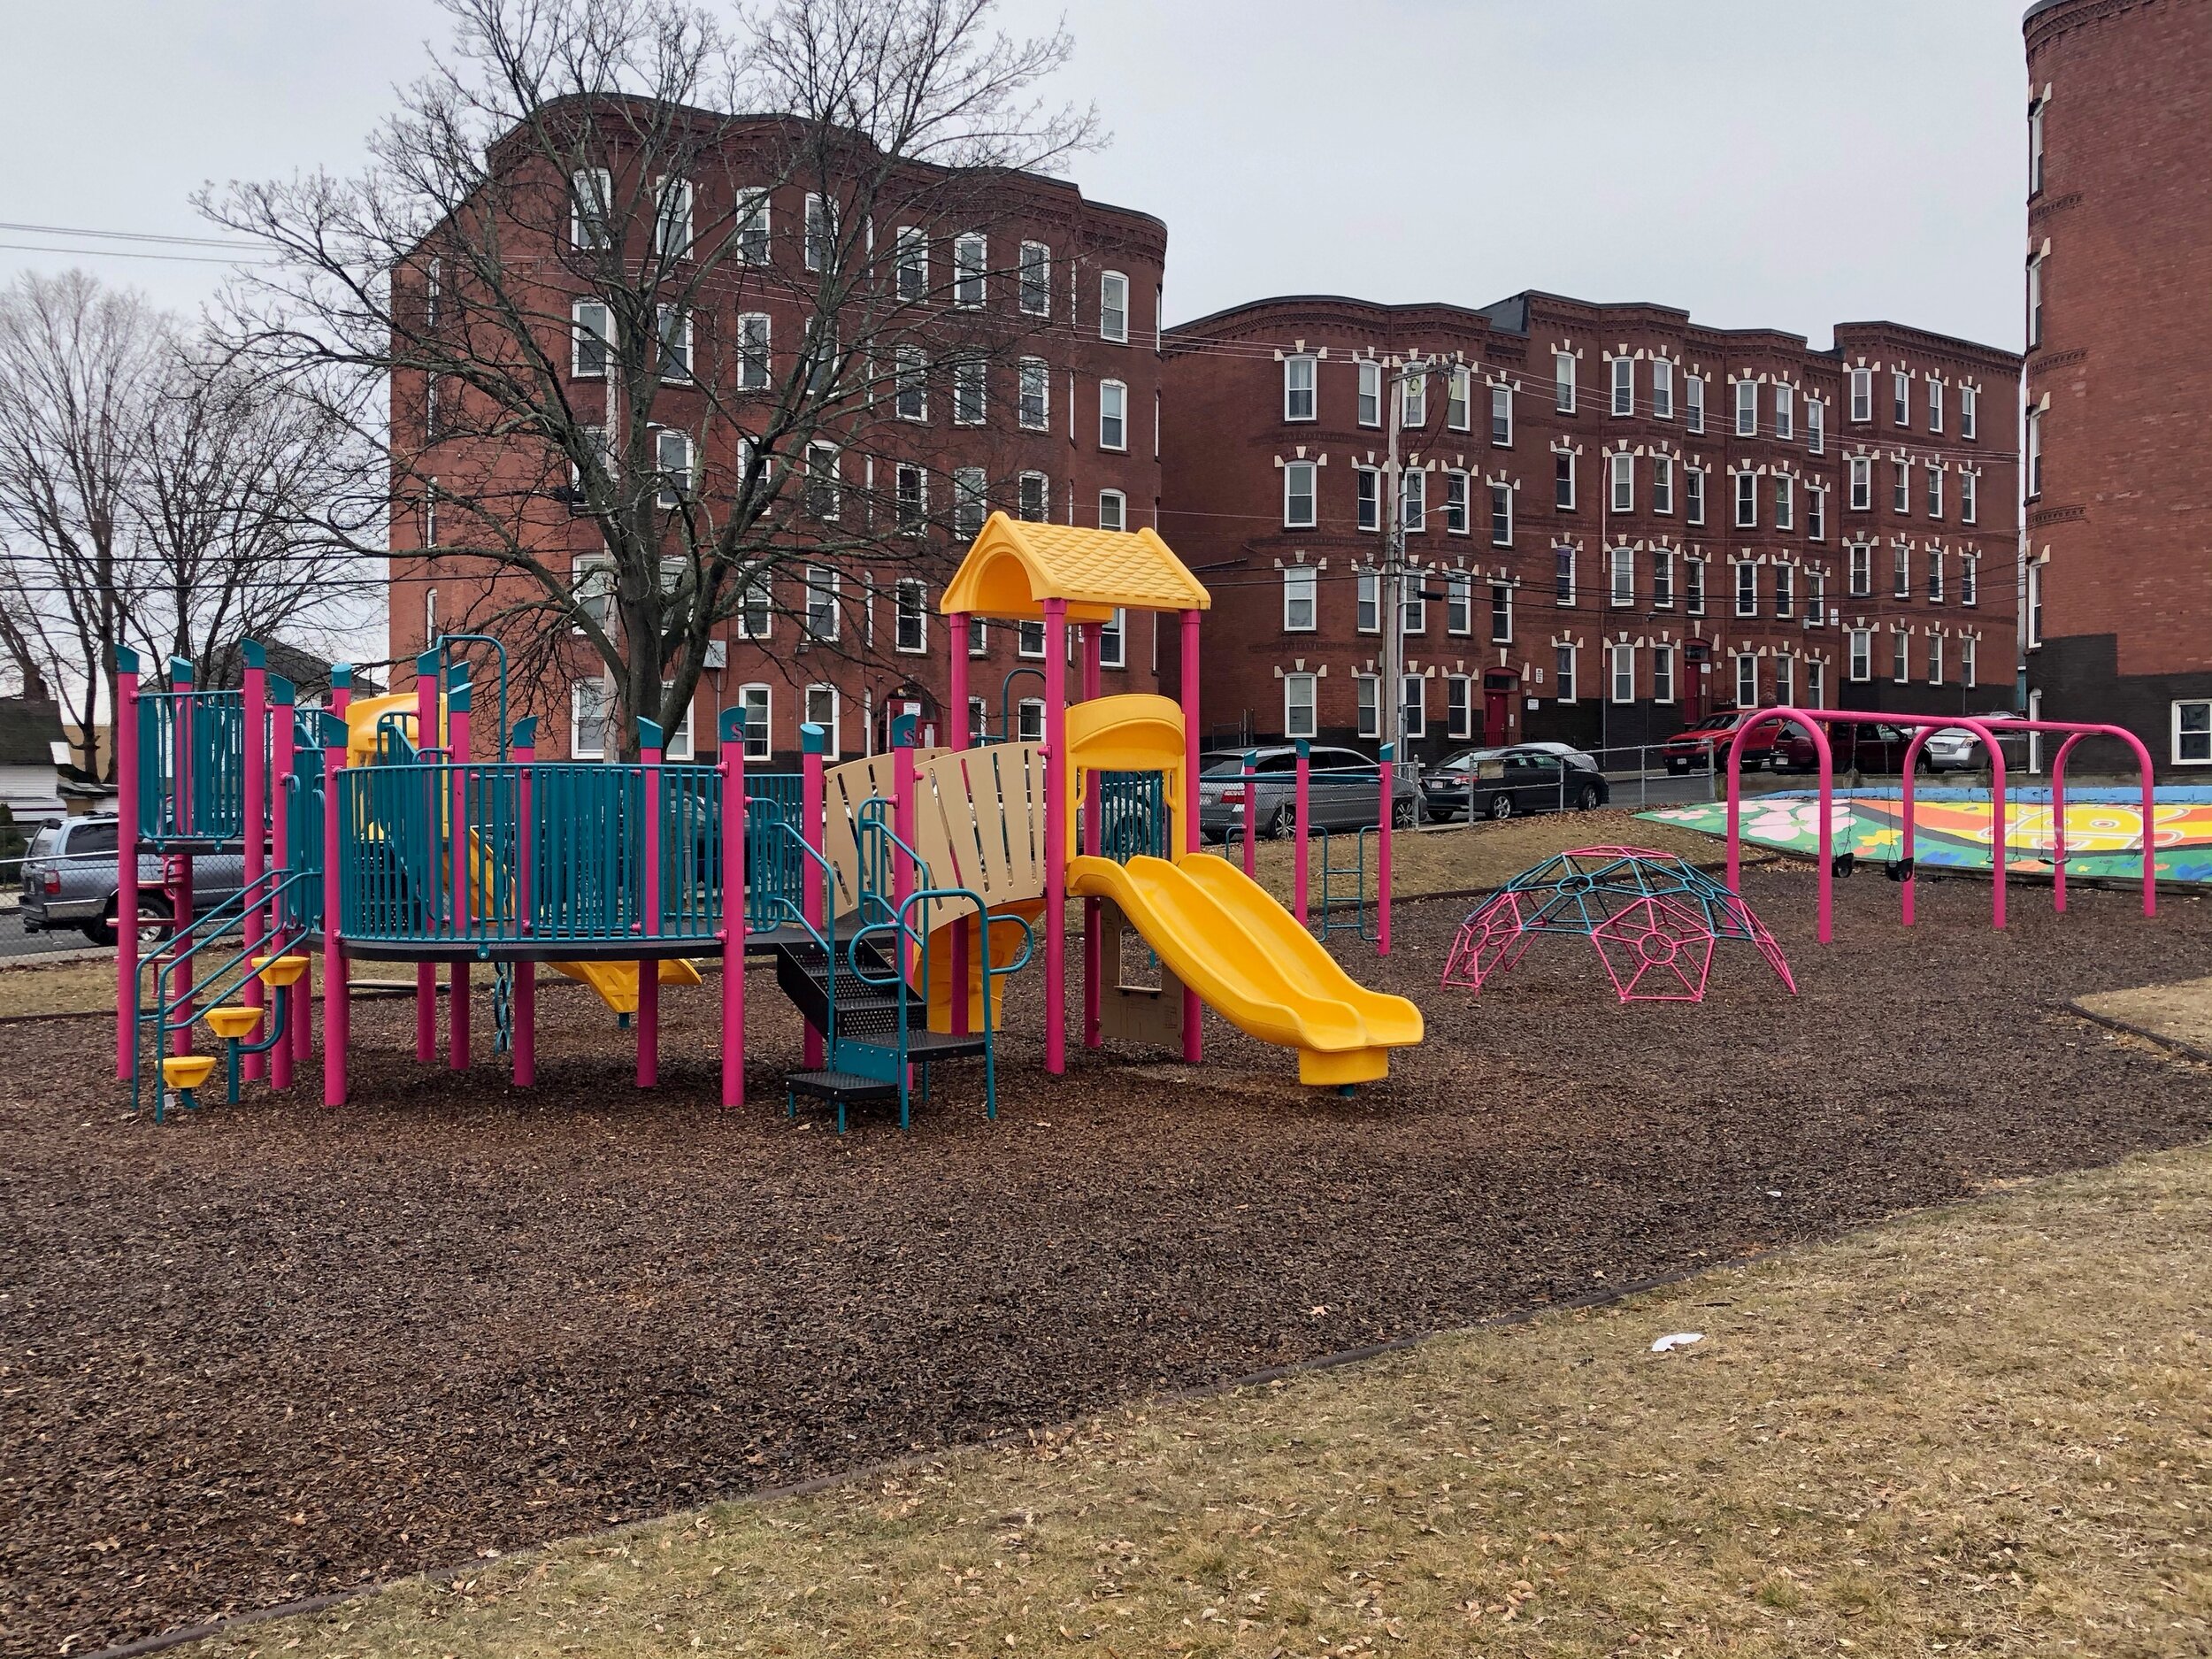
[1440,845,1795,1002]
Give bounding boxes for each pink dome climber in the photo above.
[1440,846,1795,1003]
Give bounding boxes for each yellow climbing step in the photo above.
[204,1007,263,1041]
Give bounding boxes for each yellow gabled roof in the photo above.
[938,512,1210,624]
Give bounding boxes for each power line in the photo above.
[0,219,266,250]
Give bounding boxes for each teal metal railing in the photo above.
[1095,770,1168,864]
[135,687,246,842]
[742,772,804,929]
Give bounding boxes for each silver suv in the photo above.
[19,816,242,947]
[1195,747,1421,842]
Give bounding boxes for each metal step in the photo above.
[784,1067,899,1102]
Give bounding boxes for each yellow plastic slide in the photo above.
[1066,852,1422,1087]
[549,956,703,1015]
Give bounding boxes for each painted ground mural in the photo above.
[1639,788,2212,884]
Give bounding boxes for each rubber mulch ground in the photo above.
[5,870,2211,1657]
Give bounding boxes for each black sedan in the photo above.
[1421,744,1610,822]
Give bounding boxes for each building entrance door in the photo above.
[1483,670,1520,745]
[1683,642,1710,721]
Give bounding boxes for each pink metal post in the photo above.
[1378,742,1394,956]
[2026,718,2157,917]
[1043,597,1068,1074]
[636,718,662,1089]
[114,648,140,1080]
[512,719,537,1087]
[1240,749,1257,879]
[309,671,349,1067]
[1081,624,1102,1051]
[171,661,196,1055]
[321,731,348,1108]
[1293,740,1311,929]
[267,681,296,1094]
[241,644,268,1081]
[448,689,472,1070]
[2050,732,2085,913]
[1179,607,1202,1064]
[946,611,971,1038]
[801,723,827,1071]
[718,708,746,1110]
[414,652,438,1062]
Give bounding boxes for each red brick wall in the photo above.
[2024,0,2212,695]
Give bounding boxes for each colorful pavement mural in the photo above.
[1640,788,2212,884]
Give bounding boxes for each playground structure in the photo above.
[1720,709,2158,941]
[116,515,1422,1125]
[1440,847,1795,1002]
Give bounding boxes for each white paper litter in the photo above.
[1650,1332,1705,1353]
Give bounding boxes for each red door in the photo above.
[1683,645,1709,720]
[1483,672,1518,743]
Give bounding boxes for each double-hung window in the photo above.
[1357,360,1381,426]
[1893,370,1912,426]
[1611,356,1634,417]
[1960,469,1978,524]
[1733,561,1759,618]
[653,175,693,257]
[1401,372,1426,428]
[953,357,986,426]
[736,312,771,389]
[1651,358,1674,419]
[894,347,927,420]
[1927,464,1944,518]
[1444,469,1470,534]
[1928,549,1946,603]
[1018,357,1048,429]
[1448,675,1473,737]
[1651,455,1673,514]
[655,428,693,507]
[1893,629,1911,683]
[1850,366,1873,422]
[1018,242,1051,315]
[1018,472,1049,523]
[1099,380,1127,449]
[1099,272,1129,342]
[1735,655,1758,709]
[1555,546,1577,604]
[803,565,840,641]
[1962,557,1979,606]
[2027,252,2045,349]
[1555,450,1576,511]
[953,467,987,541]
[1686,465,1706,526]
[1773,473,1793,531]
[1490,382,1512,445]
[1928,379,1945,434]
[1893,459,1912,514]
[1283,354,1317,421]
[1734,378,1757,437]
[1610,643,1636,704]
[1962,385,1978,440]
[1653,645,1675,703]
[1555,644,1577,703]
[1447,572,1473,634]
[805,193,835,272]
[1283,461,1317,528]
[1848,629,1872,681]
[1609,451,1633,513]
[1808,396,1825,454]
[1774,384,1794,441]
[1355,675,1380,739]
[1555,350,1576,414]
[1489,584,1513,645]
[1282,567,1317,633]
[570,167,611,249]
[1609,544,1634,607]
[895,580,928,654]
[1686,558,1707,616]
[1686,373,1705,433]
[1734,470,1757,528]
[1808,484,1825,541]
[1098,488,1126,532]
[895,464,926,534]
[1652,548,1674,608]
[1448,366,1471,431]
[1848,456,1872,511]
[1775,562,1795,618]
[1402,579,1427,635]
[1893,544,1912,600]
[895,227,928,299]
[1848,543,1872,596]
[1356,572,1381,633]
[953,233,987,305]
[1488,482,1512,546]
[1402,468,1427,533]
[572,300,611,377]
[735,191,770,263]
[1284,674,1317,741]
[1356,466,1381,532]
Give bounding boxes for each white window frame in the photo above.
[1775,562,1795,618]
[1018,357,1049,430]
[734,190,770,263]
[1401,372,1427,429]
[571,678,612,759]
[1686,465,1706,526]
[1448,365,1472,432]
[1489,381,1512,446]
[572,299,612,378]
[1097,488,1126,533]
[1773,472,1794,532]
[1960,469,1978,525]
[894,578,928,655]
[1447,673,1474,738]
[1447,572,1474,635]
[1892,629,1910,684]
[1734,378,1757,438]
[1611,355,1634,418]
[1847,630,1871,682]
[570,167,611,250]
[1285,673,1318,741]
[1099,271,1129,342]
[1653,643,1676,704]
[1652,547,1674,609]
[657,303,692,382]
[1282,566,1317,633]
[804,193,834,273]
[1016,471,1049,525]
[1609,450,1633,514]
[951,356,987,427]
[1356,571,1381,634]
[952,466,988,541]
[952,233,987,307]
[653,174,693,258]
[655,428,693,508]
[1651,357,1674,420]
[803,565,841,641]
[1609,544,1634,608]
[1402,468,1428,534]
[1734,561,1758,618]
[1735,654,1758,710]
[738,682,772,762]
[1686,557,1706,616]
[1734,470,1757,529]
[1555,350,1576,414]
[1401,673,1427,739]
[1099,379,1128,450]
[1808,396,1825,454]
[1283,461,1318,529]
[1100,608,1126,669]
[894,227,928,301]
[736,311,771,390]
[1962,634,1978,689]
[1555,545,1577,606]
[804,441,840,520]
[1686,373,1705,434]
[1017,618,1046,661]
[1444,468,1471,534]
[804,684,840,759]
[894,345,928,421]
[1850,366,1873,423]
[1555,643,1577,703]
[894,463,927,536]
[1848,543,1872,596]
[1487,480,1511,546]
[1962,556,1979,607]
[1355,673,1380,739]
[1962,384,1979,441]
[1016,698,1045,743]
[1928,379,1945,434]
[1356,466,1380,533]
[1609,642,1635,704]
[1774,383,1794,441]
[1283,354,1317,422]
[1018,241,1051,317]
[736,572,773,640]
[1488,583,1512,645]
[1849,456,1872,511]
[1357,360,1382,427]
[1555,450,1576,511]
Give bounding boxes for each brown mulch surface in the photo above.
[5,871,2211,1658]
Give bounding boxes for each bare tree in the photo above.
[129,343,380,687]
[204,0,1097,754]
[0,270,162,777]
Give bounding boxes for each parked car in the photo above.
[1923,712,2032,772]
[1195,747,1422,841]
[1422,745,1610,821]
[1661,710,1789,774]
[1778,722,1922,774]
[18,815,242,947]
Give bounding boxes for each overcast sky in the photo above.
[6,0,2032,350]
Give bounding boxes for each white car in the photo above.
[1923,713,2028,772]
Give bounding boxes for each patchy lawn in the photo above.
[188,1137,2212,1659]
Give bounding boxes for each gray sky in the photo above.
[5,0,2032,350]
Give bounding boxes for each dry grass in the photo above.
[2078,975,2212,1062]
[0,957,120,1018]
[190,1140,2212,1659]
[1235,806,1748,910]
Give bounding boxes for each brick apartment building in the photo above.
[1159,292,2021,765]
[387,103,1167,767]
[2023,0,2212,775]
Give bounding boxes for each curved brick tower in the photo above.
[2023,0,2212,772]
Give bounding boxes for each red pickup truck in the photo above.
[1660,711,1786,774]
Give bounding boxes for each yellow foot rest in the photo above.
[204,1007,263,1041]
[161,1055,219,1092]
[252,954,310,988]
